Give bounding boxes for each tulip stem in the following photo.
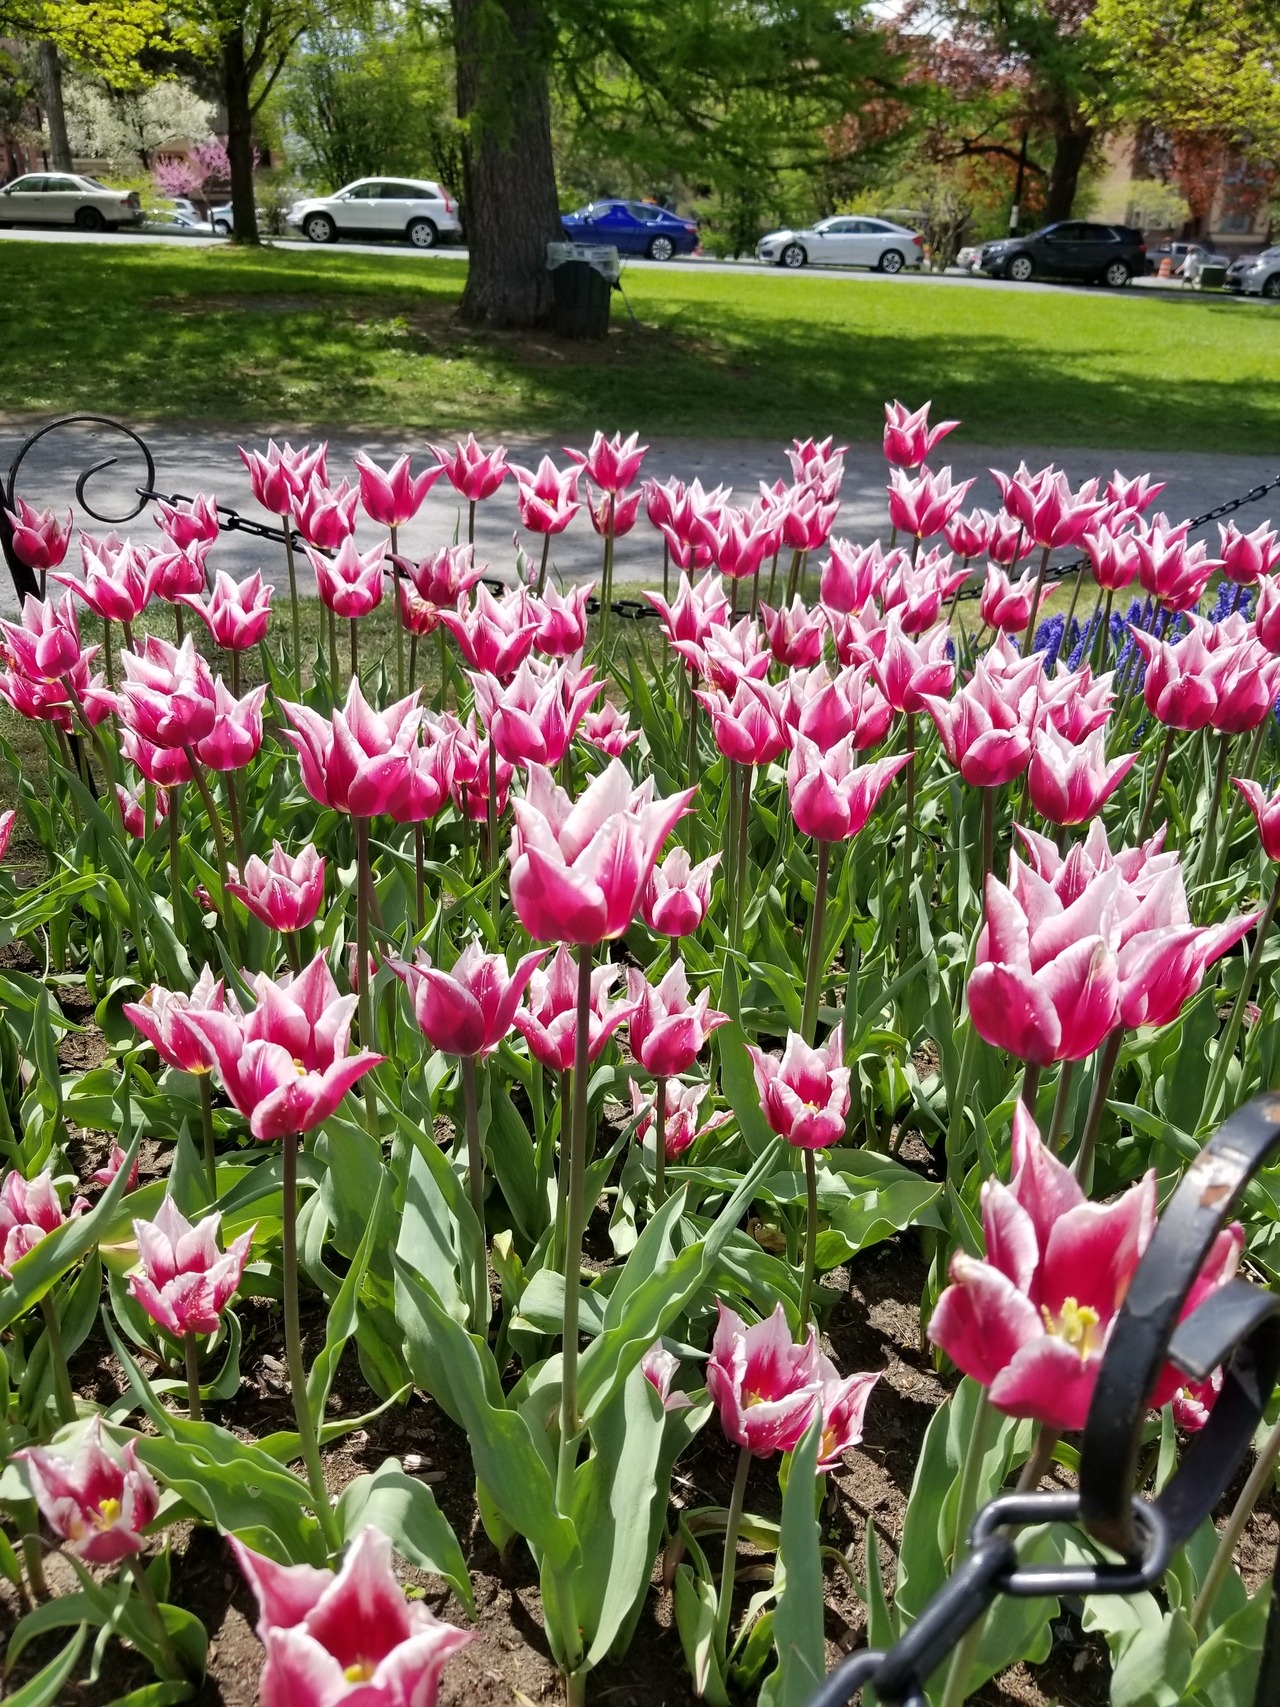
[896,717,917,971]
[354,817,378,1133]
[1213,720,1270,884]
[102,619,114,689]
[414,825,426,933]
[653,1076,668,1207]
[714,1445,753,1665]
[1062,559,1087,633]
[327,605,339,693]
[1047,1061,1076,1152]
[536,533,551,598]
[1192,1410,1280,1637]
[349,618,359,682]
[459,1055,490,1332]
[1017,1423,1060,1492]
[1020,545,1052,658]
[733,764,754,950]
[167,786,183,931]
[1138,725,1178,843]
[552,1068,570,1270]
[181,748,236,943]
[437,627,449,712]
[390,525,405,697]
[281,1131,342,1555]
[487,739,500,932]
[198,1073,217,1201]
[1073,1027,1124,1186]
[802,840,832,1044]
[183,1332,203,1420]
[1193,730,1234,891]
[1201,865,1280,1126]
[556,944,594,1510]
[284,930,303,975]
[798,1149,820,1326]
[1019,1061,1041,1117]
[224,773,246,873]
[684,681,700,846]
[980,788,995,889]
[39,1296,75,1426]
[22,1528,47,1601]
[128,1554,186,1681]
[280,526,302,690]
[765,547,780,606]
[468,498,476,547]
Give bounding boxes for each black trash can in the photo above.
[551,260,611,340]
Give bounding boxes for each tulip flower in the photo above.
[1036,661,1115,742]
[780,661,892,753]
[18,1417,160,1564]
[240,440,326,514]
[979,563,1041,633]
[630,1078,727,1161]
[430,432,509,502]
[712,503,775,583]
[512,456,581,535]
[0,1169,87,1275]
[116,780,170,838]
[1115,902,1256,1032]
[1254,574,1280,653]
[1132,622,1217,730]
[123,967,229,1076]
[1234,778,1280,861]
[392,939,545,1059]
[1,592,84,680]
[509,758,693,944]
[179,570,272,651]
[747,1025,850,1150]
[385,724,452,825]
[580,699,638,755]
[968,864,1120,1066]
[641,1342,694,1410]
[626,961,728,1077]
[439,585,538,681]
[129,1196,253,1338]
[994,465,1105,551]
[819,538,895,614]
[816,1361,880,1469]
[650,480,725,572]
[1026,723,1137,826]
[1172,1370,1222,1432]
[117,634,218,749]
[401,542,486,619]
[921,661,1036,789]
[944,508,990,562]
[354,450,440,527]
[227,842,325,932]
[706,1301,823,1457]
[306,535,384,619]
[887,465,974,541]
[53,534,153,625]
[280,679,422,817]
[154,492,221,551]
[0,808,14,861]
[194,681,266,772]
[447,714,514,822]
[1205,626,1280,734]
[531,581,592,657]
[587,485,642,539]
[4,498,72,571]
[1219,520,1280,585]
[881,548,968,634]
[787,735,911,842]
[761,595,826,667]
[789,435,847,496]
[1135,523,1219,612]
[687,617,773,691]
[696,677,788,766]
[231,1527,471,1707]
[883,399,958,468]
[1106,471,1165,519]
[566,430,647,493]
[874,617,954,714]
[929,1105,1241,1431]
[186,953,382,1141]
[987,508,1037,568]
[1083,522,1141,593]
[514,945,633,1072]
[778,483,840,554]
[642,845,719,937]
[646,570,730,649]
[473,657,602,770]
[121,727,192,788]
[147,542,211,605]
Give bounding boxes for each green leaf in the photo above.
[760,1415,825,1707]
[102,1686,194,1707]
[4,1624,87,1707]
[336,1458,473,1614]
[716,975,776,1159]
[6,1596,97,1670]
[1183,1580,1270,1707]
[1083,1590,1195,1707]
[673,1563,730,1707]
[484,1079,542,1245]
[307,1176,386,1420]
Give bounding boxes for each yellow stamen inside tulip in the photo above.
[95,1497,122,1528]
[293,1058,307,1076]
[821,1426,838,1462]
[1042,1297,1100,1359]
[743,1389,767,1407]
[344,1662,376,1683]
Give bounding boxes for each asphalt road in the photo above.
[0,222,1237,301]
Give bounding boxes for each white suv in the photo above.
[285,178,462,249]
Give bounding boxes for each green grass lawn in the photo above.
[3,240,1279,451]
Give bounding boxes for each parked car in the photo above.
[1145,240,1228,277]
[560,200,699,260]
[149,198,212,235]
[756,215,924,273]
[1225,247,1280,298]
[953,244,982,273]
[978,221,1146,286]
[284,178,461,248]
[0,172,144,232]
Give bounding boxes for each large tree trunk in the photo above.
[451,0,563,327]
[1043,121,1093,224]
[38,41,72,171]
[222,29,260,245]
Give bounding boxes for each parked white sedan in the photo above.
[0,173,144,232]
[756,216,924,273]
[285,178,462,248]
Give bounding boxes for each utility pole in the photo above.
[1009,128,1028,232]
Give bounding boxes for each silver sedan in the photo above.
[0,173,144,232]
[756,215,924,273]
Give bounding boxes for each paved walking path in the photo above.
[2,422,1277,615]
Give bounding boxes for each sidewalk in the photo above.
[3,423,1277,614]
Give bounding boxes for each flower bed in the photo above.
[0,408,1278,1706]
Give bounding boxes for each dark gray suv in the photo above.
[979,222,1148,288]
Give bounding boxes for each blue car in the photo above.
[561,199,699,261]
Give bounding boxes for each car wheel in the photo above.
[74,207,107,233]
[407,217,438,249]
[1006,254,1034,282]
[878,248,905,274]
[304,213,337,244]
[1103,260,1131,288]
[780,243,806,269]
[646,234,676,262]
[213,220,231,237]
[1263,275,1280,300]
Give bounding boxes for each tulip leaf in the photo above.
[134,1427,327,1566]
[393,1257,581,1574]
[4,1622,88,1707]
[1182,1581,1272,1706]
[336,1457,474,1614]
[511,1268,607,1339]
[673,1562,730,1707]
[394,1122,471,1321]
[759,1414,825,1707]
[102,1686,195,1706]
[0,1134,139,1332]
[484,1078,542,1246]
[716,967,776,1159]
[307,1174,386,1420]
[316,1116,385,1259]
[6,1599,96,1673]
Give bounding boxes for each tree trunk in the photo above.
[38,41,72,172]
[1043,121,1093,224]
[451,0,563,327]
[222,29,260,245]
